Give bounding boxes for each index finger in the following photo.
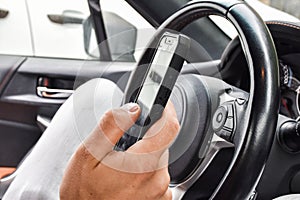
[128,101,180,154]
[100,101,180,173]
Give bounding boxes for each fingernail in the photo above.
[122,103,139,113]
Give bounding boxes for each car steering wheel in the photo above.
[124,0,280,199]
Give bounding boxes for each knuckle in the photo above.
[136,172,155,184]
[152,184,169,198]
[150,171,170,198]
[99,110,116,132]
[75,145,91,160]
[169,117,180,133]
[162,173,171,190]
[164,189,172,200]
[173,119,180,132]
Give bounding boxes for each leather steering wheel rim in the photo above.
[124,0,280,199]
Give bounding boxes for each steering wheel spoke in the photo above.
[170,140,234,199]
[210,83,249,146]
[168,76,250,198]
[197,75,249,145]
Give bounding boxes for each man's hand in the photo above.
[60,102,180,200]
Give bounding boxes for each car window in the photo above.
[248,0,299,22]
[27,0,90,60]
[259,0,300,19]
[0,0,33,56]
[99,0,156,61]
[209,0,300,40]
[0,0,155,61]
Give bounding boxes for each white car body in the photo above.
[0,0,153,60]
[0,0,298,59]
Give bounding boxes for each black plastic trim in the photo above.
[88,0,112,61]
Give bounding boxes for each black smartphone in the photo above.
[115,32,190,151]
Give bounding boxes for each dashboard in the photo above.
[280,60,300,119]
[214,21,300,199]
[266,22,300,120]
[220,21,300,121]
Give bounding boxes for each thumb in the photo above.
[100,103,141,144]
[82,103,140,162]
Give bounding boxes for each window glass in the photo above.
[27,0,155,61]
[0,0,33,56]
[0,0,155,61]
[27,0,90,59]
[259,0,300,19]
[210,0,300,40]
[100,0,155,61]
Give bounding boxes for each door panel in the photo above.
[0,56,135,168]
[0,55,26,96]
[0,113,40,166]
[0,55,219,168]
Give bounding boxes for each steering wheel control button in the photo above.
[224,117,234,130]
[278,121,300,153]
[216,113,223,123]
[165,36,175,45]
[213,103,236,141]
[236,98,246,105]
[212,106,228,132]
[227,104,234,117]
[218,129,232,140]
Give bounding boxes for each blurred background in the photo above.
[259,0,300,19]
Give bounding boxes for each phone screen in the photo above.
[136,35,179,122]
[114,32,189,151]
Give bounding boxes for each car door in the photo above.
[0,0,154,179]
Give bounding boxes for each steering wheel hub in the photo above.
[124,0,279,199]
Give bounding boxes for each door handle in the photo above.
[47,14,84,24]
[37,86,73,99]
[47,10,84,24]
[0,9,9,19]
